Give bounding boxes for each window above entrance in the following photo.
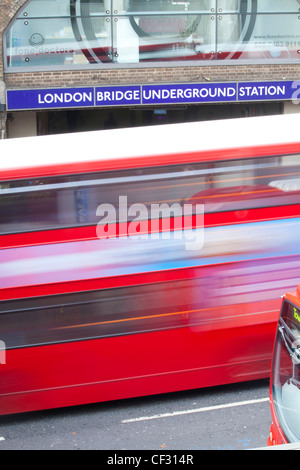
[4,0,300,70]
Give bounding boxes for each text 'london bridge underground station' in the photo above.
[8,81,300,110]
[34,81,300,107]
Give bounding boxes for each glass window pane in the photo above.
[217,13,300,61]
[256,0,299,13]
[251,13,300,60]
[73,14,113,64]
[219,0,300,14]
[217,0,239,13]
[7,17,84,67]
[21,0,110,17]
[114,14,216,62]
[21,0,72,17]
[6,15,113,67]
[83,0,107,15]
[123,0,214,14]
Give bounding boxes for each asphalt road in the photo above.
[0,379,271,451]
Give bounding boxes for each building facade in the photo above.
[1,0,300,138]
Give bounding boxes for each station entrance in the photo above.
[7,101,283,138]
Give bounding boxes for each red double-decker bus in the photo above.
[1,113,300,416]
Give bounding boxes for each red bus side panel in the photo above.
[0,316,276,416]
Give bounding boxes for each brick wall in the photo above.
[4,63,300,89]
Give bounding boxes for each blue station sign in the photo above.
[6,80,300,111]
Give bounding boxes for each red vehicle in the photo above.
[268,284,300,446]
[1,114,300,416]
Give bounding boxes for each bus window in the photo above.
[271,299,300,444]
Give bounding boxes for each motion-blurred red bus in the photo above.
[1,114,300,416]
[268,283,300,446]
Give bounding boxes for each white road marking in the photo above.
[122,397,269,423]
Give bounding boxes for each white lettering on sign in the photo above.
[239,85,286,98]
[38,91,93,105]
[97,90,140,102]
[142,86,236,101]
